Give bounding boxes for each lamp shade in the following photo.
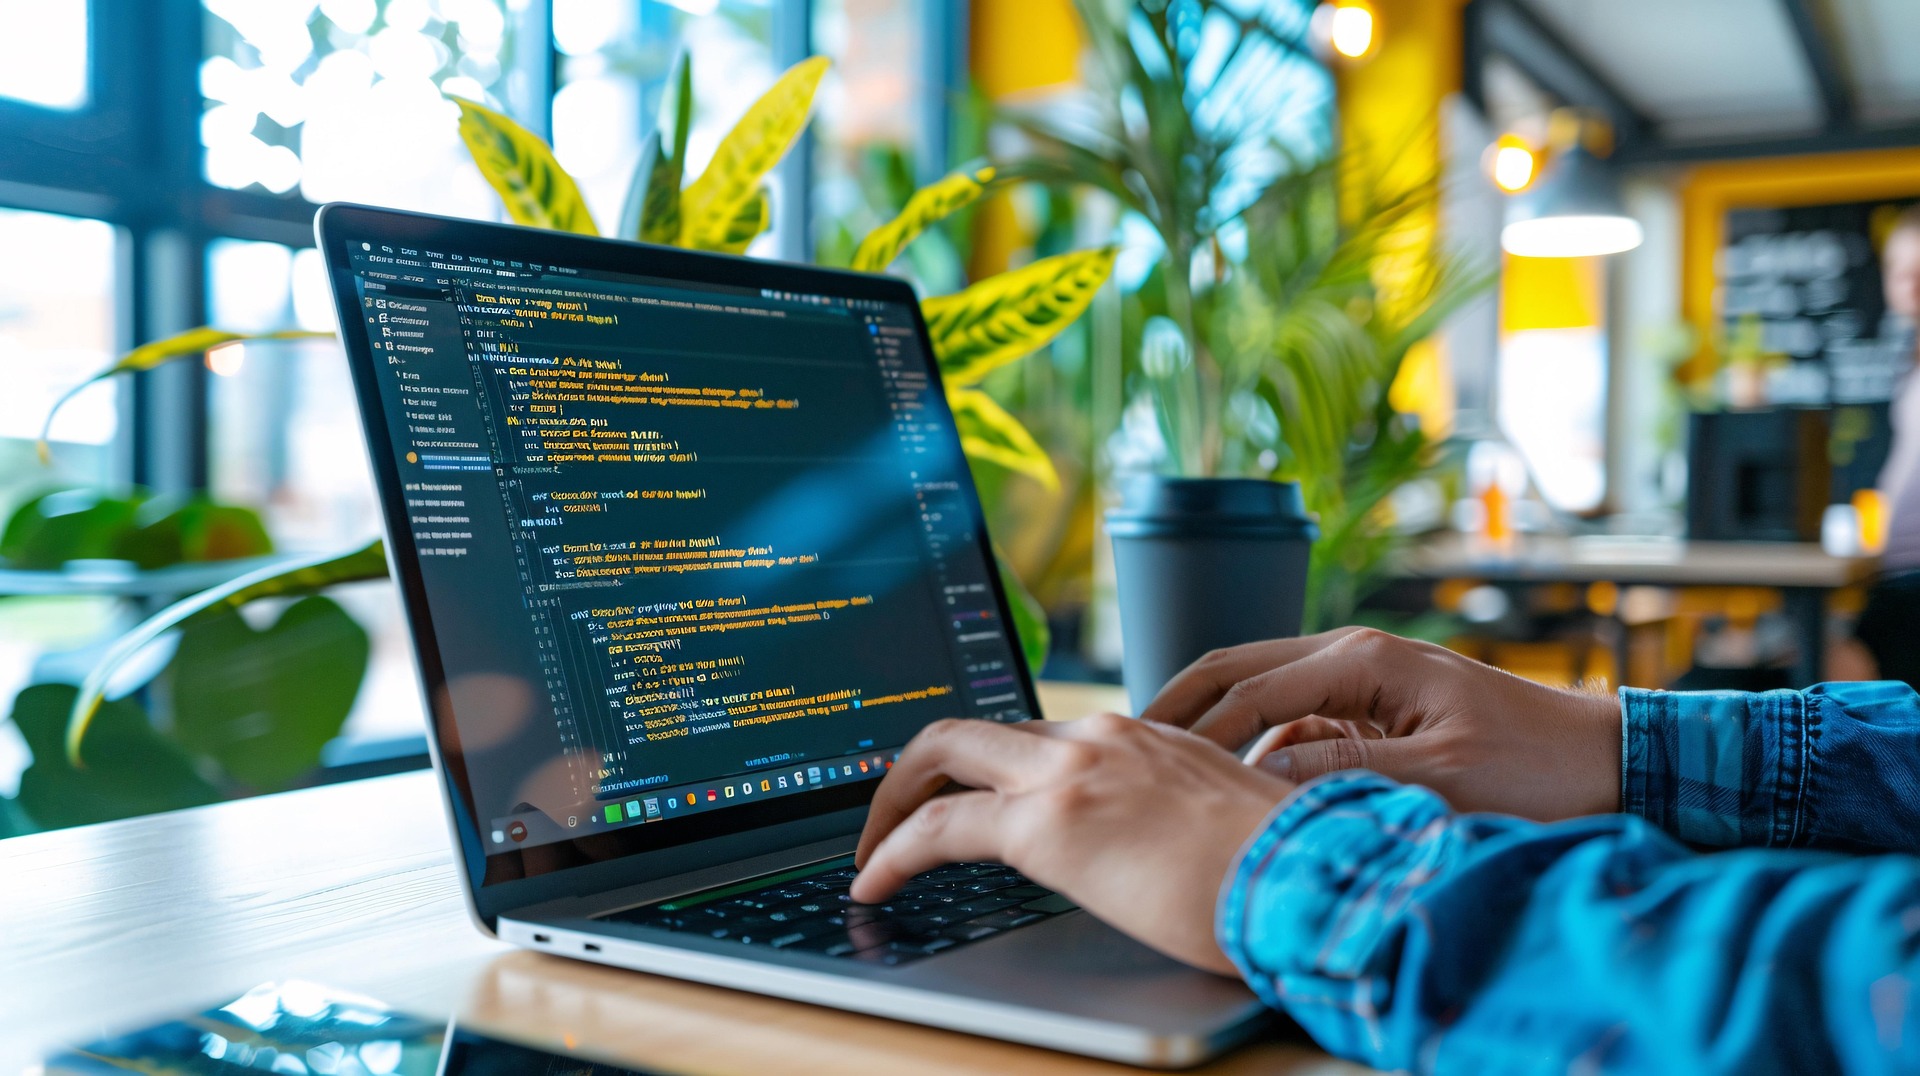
[1500,142,1643,258]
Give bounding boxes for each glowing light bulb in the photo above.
[1491,137,1536,193]
[1329,3,1375,59]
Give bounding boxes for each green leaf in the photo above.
[618,54,693,244]
[166,596,369,790]
[851,166,994,273]
[66,540,389,766]
[923,247,1116,387]
[0,794,34,839]
[710,187,771,255]
[453,97,599,236]
[950,387,1060,491]
[113,495,275,569]
[12,683,220,830]
[623,133,683,245]
[39,328,331,462]
[996,553,1050,677]
[0,488,146,569]
[681,56,829,249]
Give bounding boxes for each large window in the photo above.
[0,0,949,787]
[0,208,118,520]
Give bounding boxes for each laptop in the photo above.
[316,204,1270,1067]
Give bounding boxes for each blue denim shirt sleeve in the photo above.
[1219,772,1920,1074]
[1621,681,1920,853]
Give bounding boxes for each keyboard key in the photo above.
[601,861,1063,966]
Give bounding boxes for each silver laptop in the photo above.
[317,204,1270,1067]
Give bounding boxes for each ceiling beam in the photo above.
[1463,0,1655,148]
[1778,0,1854,127]
[1613,120,1920,165]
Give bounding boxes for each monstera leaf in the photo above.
[851,166,994,273]
[39,328,331,461]
[950,387,1059,492]
[66,540,389,765]
[618,54,694,244]
[454,98,599,236]
[166,597,369,790]
[924,247,1116,387]
[679,56,828,250]
[12,684,220,830]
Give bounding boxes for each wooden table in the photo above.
[0,682,1362,1076]
[1401,534,1880,686]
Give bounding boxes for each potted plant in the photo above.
[1002,0,1491,710]
[24,53,1113,827]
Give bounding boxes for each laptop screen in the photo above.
[324,211,1036,884]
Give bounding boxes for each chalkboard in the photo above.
[1720,199,1916,405]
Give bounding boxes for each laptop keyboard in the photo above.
[603,856,1077,966]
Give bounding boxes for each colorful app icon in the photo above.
[859,761,870,773]
[644,798,660,819]
[687,793,697,805]
[808,767,822,784]
[667,797,679,810]
[843,765,854,776]
[625,800,642,819]
[604,805,621,824]
[724,786,735,798]
[741,782,752,796]
[707,789,718,802]
[778,776,789,789]
[760,779,771,792]
[507,820,528,842]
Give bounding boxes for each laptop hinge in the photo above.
[511,833,860,923]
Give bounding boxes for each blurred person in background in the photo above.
[1834,204,1920,687]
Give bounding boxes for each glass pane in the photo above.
[204,238,421,745]
[200,0,521,216]
[809,0,923,269]
[552,0,778,245]
[0,208,118,521]
[0,0,88,110]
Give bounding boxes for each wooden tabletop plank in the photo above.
[0,682,1363,1075]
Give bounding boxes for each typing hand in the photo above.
[1141,628,1623,823]
[851,715,1293,975]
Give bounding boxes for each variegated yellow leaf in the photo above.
[38,328,332,462]
[680,56,828,249]
[950,387,1059,491]
[705,187,771,255]
[924,246,1116,387]
[453,98,599,236]
[851,166,994,273]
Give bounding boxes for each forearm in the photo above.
[1622,680,1920,853]
[1222,773,1920,1074]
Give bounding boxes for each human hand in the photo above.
[1141,628,1622,822]
[850,714,1295,974]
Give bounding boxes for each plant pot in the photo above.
[1106,476,1317,715]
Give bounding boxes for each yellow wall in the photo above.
[1335,0,1467,437]
[1679,147,1920,384]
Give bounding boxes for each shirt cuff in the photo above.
[1619,685,1810,848]
[1215,771,1452,1013]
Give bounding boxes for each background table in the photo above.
[0,681,1363,1076]
[1401,534,1879,686]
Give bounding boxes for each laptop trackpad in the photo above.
[891,910,1271,1034]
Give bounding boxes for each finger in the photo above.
[855,720,1050,867]
[1242,715,1369,766]
[1139,628,1366,729]
[1258,733,1423,785]
[851,790,1005,902]
[1182,630,1428,749]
